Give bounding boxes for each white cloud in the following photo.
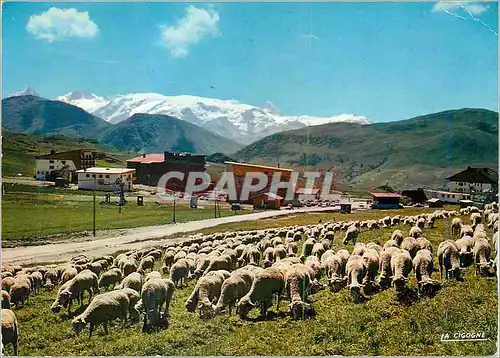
[26,7,98,42]
[302,34,322,41]
[432,1,488,15]
[160,6,220,58]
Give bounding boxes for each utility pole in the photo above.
[93,175,96,237]
[173,184,176,223]
[214,187,218,218]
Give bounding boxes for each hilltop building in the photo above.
[35,149,96,182]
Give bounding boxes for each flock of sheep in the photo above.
[1,203,498,355]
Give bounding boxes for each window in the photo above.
[62,160,66,164]
[105,175,110,178]
[86,174,90,178]
[49,165,54,170]
[92,174,96,178]
[49,160,54,163]
[37,171,40,174]
[99,175,103,178]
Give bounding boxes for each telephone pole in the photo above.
[173,184,176,223]
[93,175,96,237]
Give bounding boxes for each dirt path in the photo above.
[1,206,341,266]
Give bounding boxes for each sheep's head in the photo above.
[237,298,254,319]
[161,265,169,275]
[419,280,441,297]
[448,267,463,281]
[71,316,86,335]
[459,252,473,267]
[392,276,408,294]
[290,300,311,320]
[348,283,363,303]
[263,260,272,268]
[377,275,391,290]
[50,302,62,313]
[185,298,197,313]
[328,277,347,293]
[198,302,215,319]
[58,291,72,307]
[476,263,491,277]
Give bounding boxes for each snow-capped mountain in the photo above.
[56,91,372,143]
[9,87,39,97]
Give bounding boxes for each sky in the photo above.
[2,1,498,123]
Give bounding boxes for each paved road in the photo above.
[2,206,341,266]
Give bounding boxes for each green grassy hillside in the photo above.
[234,108,498,189]
[1,132,133,177]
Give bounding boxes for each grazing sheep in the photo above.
[346,255,367,303]
[214,266,263,315]
[473,238,492,277]
[366,242,383,253]
[145,271,162,282]
[1,291,11,309]
[362,249,380,294]
[383,239,399,250]
[343,225,359,245]
[352,242,366,257]
[382,216,392,227]
[470,213,482,230]
[122,259,137,277]
[185,270,230,318]
[299,238,316,261]
[304,256,322,282]
[51,269,99,315]
[437,240,461,280]
[311,243,326,259]
[287,242,298,257]
[400,237,420,258]
[193,256,211,278]
[71,290,131,338]
[169,259,190,288]
[137,278,169,332]
[1,309,19,356]
[115,272,143,292]
[377,247,400,290]
[455,236,475,267]
[238,246,261,267]
[390,250,412,293]
[409,226,423,239]
[451,218,463,235]
[413,249,440,296]
[262,247,275,268]
[138,256,155,273]
[237,267,286,319]
[460,225,474,239]
[416,237,433,253]
[204,255,232,276]
[336,249,350,276]
[61,267,78,284]
[43,269,58,290]
[9,277,30,308]
[29,271,43,295]
[323,254,347,292]
[285,264,313,320]
[274,245,287,261]
[99,268,123,291]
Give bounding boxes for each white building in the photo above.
[35,149,96,181]
[423,189,471,204]
[76,167,136,192]
[444,166,497,194]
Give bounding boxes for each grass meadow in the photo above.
[2,208,497,356]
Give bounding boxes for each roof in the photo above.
[250,192,284,200]
[446,167,498,184]
[427,198,442,203]
[296,188,320,195]
[76,167,136,174]
[459,199,474,203]
[424,189,471,196]
[225,161,293,172]
[126,154,164,164]
[371,193,401,198]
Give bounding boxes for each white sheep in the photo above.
[137,278,169,332]
[361,249,380,294]
[1,309,19,355]
[285,264,313,320]
[185,270,230,318]
[455,236,475,267]
[343,225,359,245]
[236,267,286,319]
[71,290,131,338]
[473,238,492,277]
[51,269,99,315]
[390,249,412,293]
[99,268,123,291]
[115,272,143,292]
[437,240,462,280]
[169,259,190,288]
[412,249,440,296]
[346,255,367,303]
[451,218,463,235]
